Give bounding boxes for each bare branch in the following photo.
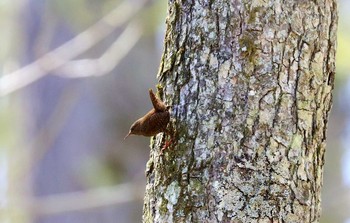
[0,0,148,97]
[29,182,144,216]
[56,21,142,78]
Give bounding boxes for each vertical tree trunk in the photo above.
[143,0,337,222]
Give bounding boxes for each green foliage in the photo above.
[336,32,350,76]
[0,101,19,148]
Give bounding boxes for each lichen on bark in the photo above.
[143,0,337,222]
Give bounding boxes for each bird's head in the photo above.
[124,120,141,140]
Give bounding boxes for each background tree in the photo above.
[143,0,338,222]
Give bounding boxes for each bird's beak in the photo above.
[124,132,131,140]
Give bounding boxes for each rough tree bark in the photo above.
[143,0,337,222]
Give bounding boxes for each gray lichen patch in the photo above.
[217,188,245,221]
[164,181,181,210]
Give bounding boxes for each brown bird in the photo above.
[124,89,171,140]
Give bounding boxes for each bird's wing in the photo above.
[149,89,167,112]
[145,111,170,133]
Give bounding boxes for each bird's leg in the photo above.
[160,122,176,155]
[160,138,172,155]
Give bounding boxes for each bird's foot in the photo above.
[160,139,173,155]
[160,123,176,156]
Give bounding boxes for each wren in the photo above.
[124,89,171,140]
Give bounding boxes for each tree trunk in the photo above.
[143,0,337,222]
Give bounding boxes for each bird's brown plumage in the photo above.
[124,89,170,139]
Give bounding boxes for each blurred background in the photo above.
[0,0,348,222]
